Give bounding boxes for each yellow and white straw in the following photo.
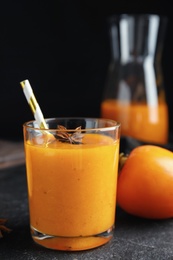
[20,79,48,129]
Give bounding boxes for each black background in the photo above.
[0,0,173,141]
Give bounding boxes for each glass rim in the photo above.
[23,117,121,132]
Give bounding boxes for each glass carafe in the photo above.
[101,14,168,144]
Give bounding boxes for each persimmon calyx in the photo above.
[119,153,128,173]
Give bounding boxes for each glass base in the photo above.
[31,226,114,251]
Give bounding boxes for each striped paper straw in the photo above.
[20,79,48,129]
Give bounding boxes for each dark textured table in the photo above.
[1,165,173,260]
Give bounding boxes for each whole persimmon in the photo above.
[117,145,173,219]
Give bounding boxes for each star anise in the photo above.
[55,125,84,144]
[0,218,11,238]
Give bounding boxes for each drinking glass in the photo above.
[23,117,120,251]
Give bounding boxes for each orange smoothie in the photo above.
[24,133,119,250]
[101,99,168,144]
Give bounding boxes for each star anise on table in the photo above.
[0,218,11,238]
[55,125,84,144]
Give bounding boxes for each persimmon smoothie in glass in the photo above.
[23,118,120,251]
